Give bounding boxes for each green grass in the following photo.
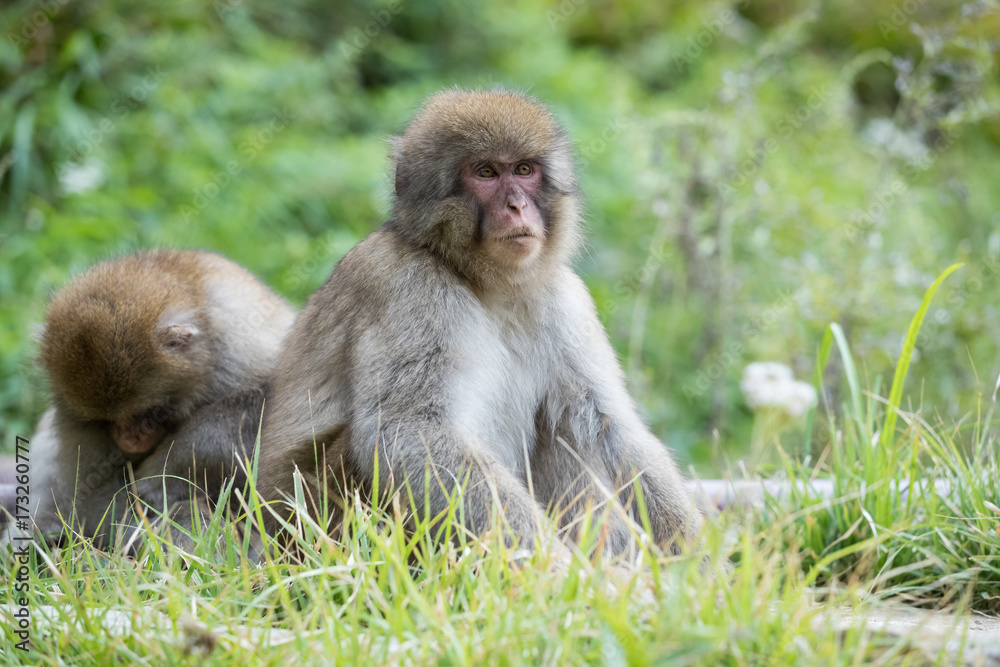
[1,446,994,665]
[2,268,998,665]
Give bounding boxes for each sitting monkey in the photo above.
[256,89,703,559]
[10,250,293,550]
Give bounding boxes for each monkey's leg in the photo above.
[47,473,137,550]
[119,493,262,560]
[554,280,703,557]
[529,428,636,558]
[536,405,701,558]
[602,423,702,556]
[370,427,546,551]
[27,409,137,547]
[122,389,264,555]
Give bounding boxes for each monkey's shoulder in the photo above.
[533,265,599,319]
[316,228,469,309]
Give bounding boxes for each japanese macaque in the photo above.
[21,250,294,548]
[257,88,702,559]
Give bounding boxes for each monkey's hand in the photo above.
[132,433,220,514]
[132,473,203,515]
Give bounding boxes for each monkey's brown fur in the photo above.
[258,88,702,558]
[43,251,214,425]
[24,249,295,547]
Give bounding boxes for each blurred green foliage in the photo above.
[1,0,998,471]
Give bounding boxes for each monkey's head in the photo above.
[40,258,213,455]
[390,88,582,287]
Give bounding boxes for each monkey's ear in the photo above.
[155,322,200,351]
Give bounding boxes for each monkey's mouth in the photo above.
[499,229,538,241]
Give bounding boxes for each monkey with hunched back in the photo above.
[16,249,294,549]
[256,89,702,559]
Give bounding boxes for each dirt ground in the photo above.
[820,607,1000,666]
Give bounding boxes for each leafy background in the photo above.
[1,0,998,473]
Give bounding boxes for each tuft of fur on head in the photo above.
[40,251,212,423]
[389,87,582,289]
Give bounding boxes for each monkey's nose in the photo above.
[506,193,527,214]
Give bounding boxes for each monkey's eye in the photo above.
[514,162,533,176]
[476,165,497,178]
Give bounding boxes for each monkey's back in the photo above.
[259,228,476,476]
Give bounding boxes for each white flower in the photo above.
[58,160,105,194]
[740,362,817,418]
[740,362,792,409]
[784,381,817,418]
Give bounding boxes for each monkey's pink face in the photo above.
[462,159,545,266]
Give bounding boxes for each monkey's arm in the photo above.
[107,389,264,555]
[132,388,264,511]
[551,275,702,553]
[360,414,543,546]
[329,252,544,546]
[350,323,545,547]
[27,408,138,546]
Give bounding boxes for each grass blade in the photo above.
[879,263,963,448]
[828,323,861,422]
